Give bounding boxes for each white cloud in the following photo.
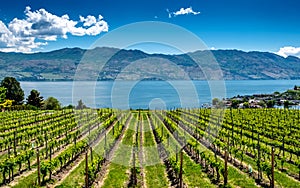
[276,46,300,58]
[168,7,200,18]
[80,15,96,27]
[0,6,108,53]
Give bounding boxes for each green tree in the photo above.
[43,97,61,110]
[0,84,12,111]
[283,100,290,109]
[63,104,75,109]
[76,99,87,109]
[294,85,298,90]
[0,87,6,103]
[27,89,44,108]
[0,77,24,104]
[266,100,275,108]
[274,91,280,95]
[212,98,219,106]
[231,99,240,108]
[243,102,250,108]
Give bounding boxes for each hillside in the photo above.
[1,47,300,81]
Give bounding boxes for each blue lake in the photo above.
[21,80,300,109]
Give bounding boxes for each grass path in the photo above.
[100,113,137,188]
[143,113,170,188]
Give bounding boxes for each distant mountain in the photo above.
[1,47,300,81]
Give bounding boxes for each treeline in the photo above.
[0,77,70,111]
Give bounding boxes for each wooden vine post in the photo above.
[13,130,17,156]
[37,148,41,186]
[179,150,183,188]
[257,133,261,181]
[224,149,228,186]
[271,147,275,188]
[45,134,48,159]
[50,146,52,162]
[74,136,77,148]
[104,132,107,159]
[90,147,93,162]
[105,133,107,149]
[133,147,137,186]
[176,145,178,162]
[8,145,10,158]
[85,151,89,188]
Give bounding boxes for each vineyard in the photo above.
[0,108,299,188]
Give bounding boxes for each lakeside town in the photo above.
[216,85,300,109]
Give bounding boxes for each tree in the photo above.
[0,87,11,111]
[212,98,225,108]
[0,77,24,104]
[243,102,250,108]
[63,104,75,109]
[43,97,61,110]
[212,98,219,106]
[0,87,6,103]
[274,91,280,95]
[26,89,44,108]
[76,99,87,110]
[231,99,240,108]
[266,100,275,108]
[283,100,290,109]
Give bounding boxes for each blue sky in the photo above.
[0,0,300,57]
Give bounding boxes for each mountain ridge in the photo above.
[1,47,300,81]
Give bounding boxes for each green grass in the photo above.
[12,170,39,188]
[227,165,257,188]
[55,160,85,188]
[274,170,300,188]
[100,163,130,188]
[101,116,136,188]
[143,114,169,187]
[182,154,216,188]
[144,164,169,187]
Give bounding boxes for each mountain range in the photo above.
[1,47,300,81]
